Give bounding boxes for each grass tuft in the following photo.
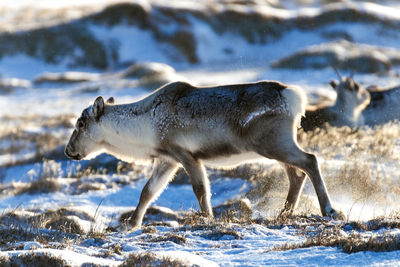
[269,228,400,254]
[146,233,187,245]
[0,252,70,267]
[120,252,189,267]
[297,122,400,162]
[17,178,61,195]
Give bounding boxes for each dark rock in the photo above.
[34,72,100,84]
[272,40,400,73]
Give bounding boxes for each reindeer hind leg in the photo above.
[280,164,307,219]
[250,119,343,219]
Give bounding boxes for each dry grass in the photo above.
[175,199,256,227]
[262,212,400,254]
[44,217,85,235]
[269,227,400,254]
[142,226,158,234]
[201,229,242,241]
[0,215,78,248]
[17,178,62,195]
[0,114,74,168]
[0,205,114,256]
[176,212,244,243]
[12,159,63,195]
[178,212,215,228]
[0,207,96,239]
[67,159,151,180]
[297,122,400,162]
[259,214,336,230]
[0,252,70,267]
[120,252,189,267]
[322,162,397,205]
[144,233,187,245]
[213,199,253,224]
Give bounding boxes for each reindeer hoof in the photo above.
[119,223,141,232]
[278,208,293,221]
[118,217,142,231]
[325,209,345,220]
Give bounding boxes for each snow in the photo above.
[156,251,219,267]
[1,0,400,266]
[0,248,121,266]
[0,175,249,219]
[1,0,127,9]
[0,55,70,80]
[89,24,171,64]
[353,2,400,20]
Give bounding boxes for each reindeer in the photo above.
[65,80,343,229]
[364,84,400,125]
[301,70,371,131]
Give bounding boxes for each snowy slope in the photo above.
[1,0,400,266]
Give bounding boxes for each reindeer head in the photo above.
[65,96,114,160]
[330,70,371,116]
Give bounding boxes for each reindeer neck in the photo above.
[100,102,153,142]
[95,102,156,161]
[331,97,362,126]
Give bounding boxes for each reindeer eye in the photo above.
[347,81,355,91]
[77,120,85,129]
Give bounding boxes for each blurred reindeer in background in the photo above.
[364,83,400,125]
[301,69,371,131]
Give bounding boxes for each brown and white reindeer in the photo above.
[301,70,371,131]
[65,80,343,229]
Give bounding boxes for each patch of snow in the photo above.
[23,242,43,250]
[355,2,400,21]
[0,55,71,80]
[89,24,171,65]
[0,249,121,266]
[156,250,218,267]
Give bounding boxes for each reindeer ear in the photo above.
[330,80,338,90]
[106,97,115,104]
[93,96,104,121]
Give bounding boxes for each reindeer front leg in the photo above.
[126,159,178,229]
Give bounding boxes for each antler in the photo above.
[333,67,342,81]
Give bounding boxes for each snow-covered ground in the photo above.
[1,0,400,266]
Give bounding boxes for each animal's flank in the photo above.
[148,81,299,142]
[192,143,241,160]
